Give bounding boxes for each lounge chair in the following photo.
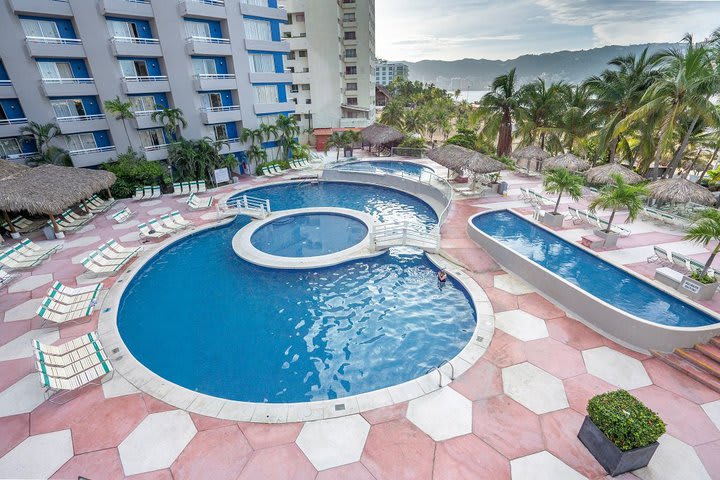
[19,238,61,256]
[37,357,113,404]
[160,214,186,231]
[0,268,17,287]
[111,208,134,223]
[50,281,103,297]
[37,299,94,327]
[147,219,174,236]
[36,348,109,379]
[32,332,101,363]
[106,239,142,257]
[97,244,135,264]
[132,187,145,201]
[671,252,714,277]
[519,187,531,202]
[87,195,115,213]
[172,182,183,195]
[0,249,45,270]
[186,193,214,210]
[150,186,162,198]
[647,245,673,266]
[197,180,207,193]
[170,211,194,228]
[47,281,102,304]
[137,222,169,240]
[1,215,34,233]
[81,256,123,276]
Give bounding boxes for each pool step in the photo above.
[710,337,720,349]
[652,350,720,393]
[675,348,720,378]
[696,343,720,364]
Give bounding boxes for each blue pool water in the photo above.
[332,160,434,177]
[251,213,368,257]
[119,182,475,403]
[473,210,718,327]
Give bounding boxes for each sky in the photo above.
[376,0,720,62]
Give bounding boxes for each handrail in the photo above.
[69,146,116,155]
[182,0,225,5]
[0,117,28,125]
[195,73,236,80]
[42,77,94,84]
[56,114,105,122]
[26,36,82,44]
[111,36,160,45]
[143,144,169,151]
[133,109,162,117]
[0,80,11,86]
[200,105,242,112]
[123,75,168,82]
[186,35,231,44]
[226,194,271,216]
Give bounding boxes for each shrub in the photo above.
[399,136,426,149]
[587,390,666,451]
[256,159,290,176]
[103,149,170,198]
[496,156,517,170]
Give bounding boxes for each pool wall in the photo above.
[467,210,720,353]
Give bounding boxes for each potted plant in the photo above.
[588,173,649,248]
[542,167,584,227]
[578,390,666,476]
[681,209,720,300]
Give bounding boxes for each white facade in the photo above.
[376,59,409,86]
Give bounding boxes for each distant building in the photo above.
[375,60,408,86]
[375,84,391,108]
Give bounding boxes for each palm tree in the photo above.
[103,96,135,146]
[379,100,405,129]
[20,121,59,154]
[542,168,585,214]
[275,115,300,161]
[247,144,267,172]
[516,78,566,150]
[588,173,649,234]
[685,209,720,278]
[341,130,361,156]
[151,106,187,141]
[403,109,424,135]
[480,68,521,156]
[27,145,71,167]
[167,138,197,180]
[239,127,264,148]
[324,132,345,160]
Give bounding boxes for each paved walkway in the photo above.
[0,158,719,479]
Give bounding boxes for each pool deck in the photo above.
[1,153,719,479]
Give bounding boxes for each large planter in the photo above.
[578,416,659,476]
[593,229,619,248]
[542,212,565,228]
[678,275,718,301]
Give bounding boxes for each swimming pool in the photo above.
[118,182,476,403]
[472,210,718,328]
[250,212,368,258]
[332,160,434,178]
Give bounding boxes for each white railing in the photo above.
[123,75,168,82]
[26,36,82,44]
[0,80,11,86]
[41,77,94,84]
[69,146,116,155]
[183,0,225,5]
[226,194,271,218]
[0,118,28,125]
[200,105,241,112]
[5,152,37,160]
[56,114,105,122]
[119,0,150,4]
[111,36,160,45]
[186,36,230,44]
[133,109,162,117]
[241,0,268,6]
[143,144,169,151]
[194,73,235,80]
[372,220,441,252]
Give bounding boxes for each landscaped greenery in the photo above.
[102,148,169,198]
[323,130,362,160]
[588,174,649,234]
[685,208,720,280]
[587,390,666,452]
[542,168,585,214]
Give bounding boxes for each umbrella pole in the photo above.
[2,210,17,236]
[48,214,64,239]
[106,188,114,201]
[82,200,91,215]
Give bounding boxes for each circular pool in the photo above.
[251,212,368,258]
[332,160,434,177]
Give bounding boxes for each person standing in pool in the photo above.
[437,270,447,283]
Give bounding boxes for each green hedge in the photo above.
[587,390,666,451]
[103,158,170,199]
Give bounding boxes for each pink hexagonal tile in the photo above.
[0,413,29,458]
[483,331,527,368]
[643,358,720,405]
[361,402,408,425]
[472,395,543,460]
[189,412,237,432]
[0,357,34,392]
[315,462,375,480]
[433,434,510,479]
[695,439,720,478]
[361,418,435,480]
[51,447,125,479]
[525,338,586,380]
[518,293,565,320]
[563,374,617,415]
[450,359,503,401]
[484,287,519,313]
[142,394,176,414]
[238,422,303,450]
[126,468,174,480]
[171,425,252,480]
[540,408,608,478]
[545,316,605,351]
[236,444,316,480]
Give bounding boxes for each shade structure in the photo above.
[360,123,404,147]
[0,164,116,216]
[543,153,590,172]
[647,177,716,206]
[585,163,644,185]
[511,145,550,170]
[0,159,29,180]
[427,144,505,174]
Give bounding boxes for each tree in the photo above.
[379,100,404,129]
[26,145,71,167]
[516,78,566,150]
[685,209,720,278]
[20,121,59,154]
[542,168,585,214]
[151,106,187,141]
[239,127,264,148]
[103,96,135,146]
[480,68,521,156]
[247,144,267,172]
[588,173,649,234]
[324,131,345,160]
[341,130,361,156]
[275,115,300,161]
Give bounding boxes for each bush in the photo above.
[691,271,716,284]
[587,390,666,451]
[399,136,426,149]
[103,151,170,198]
[496,156,517,171]
[256,160,290,176]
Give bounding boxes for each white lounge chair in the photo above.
[106,239,142,256]
[33,332,101,364]
[186,193,214,210]
[0,249,45,270]
[111,208,134,223]
[159,214,185,231]
[46,285,101,305]
[37,298,94,326]
[0,268,17,287]
[50,281,103,297]
[81,256,124,276]
[197,180,207,193]
[19,238,61,256]
[97,244,135,264]
[148,219,174,236]
[170,211,194,228]
[647,246,673,266]
[138,222,169,240]
[37,357,112,403]
[150,186,162,198]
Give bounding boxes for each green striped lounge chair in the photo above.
[81,256,122,276]
[186,194,214,210]
[137,222,168,239]
[97,244,135,264]
[37,299,94,327]
[147,219,174,236]
[111,208,132,223]
[88,250,128,269]
[0,268,17,287]
[189,182,199,193]
[7,244,50,263]
[46,286,99,305]
[36,348,109,379]
[171,211,194,228]
[173,182,183,195]
[197,180,207,193]
[20,238,61,256]
[33,332,101,364]
[0,249,43,270]
[150,186,162,198]
[38,357,113,404]
[160,214,184,231]
[51,281,103,298]
[106,239,142,256]
[133,187,145,201]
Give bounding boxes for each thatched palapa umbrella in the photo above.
[427,144,505,180]
[360,123,404,152]
[585,163,644,185]
[0,159,29,180]
[511,145,549,171]
[647,177,716,206]
[543,153,590,172]
[0,164,116,234]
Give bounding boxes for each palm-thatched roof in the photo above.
[511,145,550,163]
[543,153,590,172]
[647,178,716,206]
[361,123,404,146]
[0,165,116,215]
[427,144,506,173]
[585,163,644,185]
[0,159,29,180]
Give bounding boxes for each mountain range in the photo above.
[399,43,678,91]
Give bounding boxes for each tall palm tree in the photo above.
[103,96,135,146]
[516,78,566,150]
[379,100,405,130]
[543,168,585,214]
[20,121,59,154]
[247,144,267,172]
[588,173,649,234]
[403,109,424,135]
[341,130,361,157]
[239,127,264,148]
[151,106,187,141]
[275,115,300,161]
[480,68,521,156]
[324,131,345,160]
[685,209,720,278]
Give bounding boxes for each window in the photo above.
[343,13,356,22]
[253,85,278,104]
[21,18,60,38]
[346,82,357,91]
[298,50,307,58]
[345,49,356,58]
[258,114,279,126]
[346,98,358,105]
[242,0,267,5]
[185,21,211,39]
[295,13,305,22]
[130,95,158,113]
[244,19,272,41]
[212,124,228,141]
[301,84,310,91]
[0,138,22,157]
[139,129,165,148]
[51,99,85,118]
[65,133,97,152]
[200,92,223,109]
[248,54,275,73]
[37,62,73,79]
[290,85,299,93]
[120,59,149,77]
[107,20,139,38]
[293,114,302,121]
[192,58,217,75]
[305,99,311,104]
[287,51,296,60]
[345,66,357,75]
[344,31,356,40]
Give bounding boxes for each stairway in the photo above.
[652,337,720,393]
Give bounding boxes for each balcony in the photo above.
[291,71,311,84]
[56,114,109,135]
[178,0,226,19]
[219,138,244,155]
[0,81,16,99]
[244,39,290,53]
[122,76,170,95]
[0,118,28,138]
[343,38,358,46]
[193,74,236,91]
[286,36,308,50]
[110,37,162,57]
[69,146,117,167]
[9,0,72,16]
[340,117,371,128]
[248,72,293,84]
[41,78,97,97]
[25,37,85,58]
[143,144,169,161]
[239,3,287,21]
[101,0,153,18]
[132,111,164,129]
[199,105,243,124]
[253,102,295,115]
[184,36,232,56]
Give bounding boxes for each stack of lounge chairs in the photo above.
[261,164,286,176]
[1,215,35,234]
[49,208,94,233]
[37,281,102,327]
[0,239,61,270]
[172,180,207,195]
[33,331,113,403]
[133,186,162,201]
[80,239,140,275]
[289,159,310,169]
[111,207,135,224]
[138,211,195,239]
[648,245,716,277]
[186,193,214,210]
[568,206,632,237]
[0,267,17,287]
[642,207,691,228]
[85,194,115,213]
